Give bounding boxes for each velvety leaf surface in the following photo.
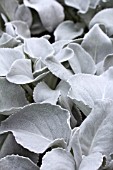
[15,4,32,27]
[55,47,74,62]
[24,37,54,59]
[44,56,73,81]
[103,54,113,71]
[79,152,104,170]
[79,99,113,158]
[33,82,60,104]
[0,0,18,20]
[0,155,39,170]
[24,0,64,32]
[6,59,34,84]
[5,21,31,38]
[0,33,20,48]
[54,21,84,41]
[40,148,75,170]
[68,67,113,115]
[68,43,96,74]
[0,103,71,153]
[52,40,72,55]
[0,133,38,163]
[0,48,24,76]
[68,128,82,169]
[81,24,113,64]
[0,77,28,115]
[89,8,113,36]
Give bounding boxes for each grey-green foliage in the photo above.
[0,0,113,169]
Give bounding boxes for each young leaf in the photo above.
[40,148,75,170]
[0,103,71,153]
[0,155,39,170]
[54,21,84,41]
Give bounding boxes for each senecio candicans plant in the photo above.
[0,0,113,169]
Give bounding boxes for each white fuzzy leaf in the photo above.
[0,0,18,20]
[33,82,60,105]
[6,59,34,84]
[24,37,54,59]
[0,33,20,48]
[0,155,39,170]
[0,133,38,163]
[68,67,113,115]
[68,128,82,169]
[82,24,113,64]
[5,21,31,38]
[24,0,64,32]
[41,148,75,170]
[79,99,113,158]
[52,40,72,55]
[15,4,32,27]
[89,8,113,36]
[55,47,74,62]
[0,48,24,76]
[79,152,104,170]
[0,103,71,153]
[104,54,113,71]
[68,43,96,74]
[54,21,84,41]
[44,56,73,81]
[0,78,28,115]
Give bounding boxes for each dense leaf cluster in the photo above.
[0,0,113,169]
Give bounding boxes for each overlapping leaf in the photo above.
[0,155,39,170]
[0,48,24,76]
[54,21,84,41]
[81,24,113,64]
[40,148,75,170]
[24,37,54,59]
[68,67,113,115]
[90,8,113,36]
[79,99,113,159]
[33,81,60,105]
[68,43,96,74]
[0,77,28,115]
[24,0,64,32]
[0,103,71,153]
